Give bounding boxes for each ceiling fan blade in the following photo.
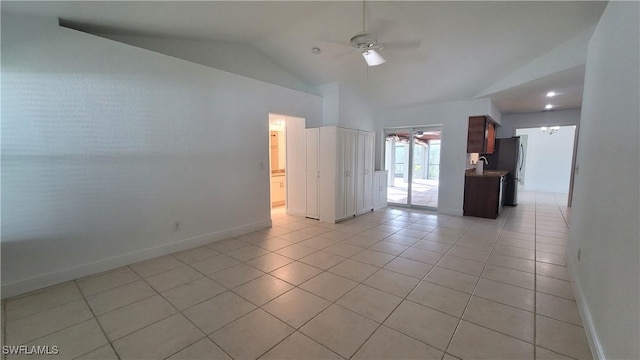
[381,39,422,51]
[362,49,386,66]
[315,39,356,60]
[367,18,394,38]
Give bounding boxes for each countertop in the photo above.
[465,169,509,178]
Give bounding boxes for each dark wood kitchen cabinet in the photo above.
[464,171,507,219]
[467,116,496,154]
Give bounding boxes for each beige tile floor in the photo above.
[1,192,591,360]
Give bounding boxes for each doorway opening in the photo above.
[268,113,306,219]
[384,126,442,210]
[269,116,287,215]
[515,125,577,204]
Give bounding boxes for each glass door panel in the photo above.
[410,128,441,208]
[384,131,410,205]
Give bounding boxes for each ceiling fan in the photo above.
[350,0,385,66]
[350,32,386,66]
[341,0,420,67]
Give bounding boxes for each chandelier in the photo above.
[541,126,560,135]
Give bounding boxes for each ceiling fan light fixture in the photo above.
[362,49,386,66]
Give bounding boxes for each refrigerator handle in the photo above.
[519,143,525,172]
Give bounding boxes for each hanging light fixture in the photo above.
[361,49,386,66]
[541,126,560,135]
[350,0,386,67]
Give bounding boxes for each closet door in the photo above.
[335,130,347,220]
[343,129,358,218]
[305,129,320,219]
[363,131,375,212]
[356,131,367,214]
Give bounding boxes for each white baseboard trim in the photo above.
[566,253,605,360]
[1,220,271,299]
[286,208,306,217]
[437,207,463,216]
[373,203,388,211]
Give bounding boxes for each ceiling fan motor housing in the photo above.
[350,33,381,52]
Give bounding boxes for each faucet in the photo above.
[475,156,488,175]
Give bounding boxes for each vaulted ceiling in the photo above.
[2,1,607,113]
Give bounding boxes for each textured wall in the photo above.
[1,14,322,297]
[567,2,640,359]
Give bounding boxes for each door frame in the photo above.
[268,113,306,218]
[514,124,578,207]
[383,125,442,211]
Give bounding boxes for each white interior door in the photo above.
[284,116,306,216]
[356,131,375,214]
[305,129,320,219]
[356,131,367,214]
[344,129,358,217]
[335,130,347,220]
[363,132,374,211]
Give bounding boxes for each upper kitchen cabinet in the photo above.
[467,116,497,154]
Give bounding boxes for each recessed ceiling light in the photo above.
[545,104,553,110]
[546,91,557,97]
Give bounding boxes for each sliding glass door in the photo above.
[384,126,442,209]
[384,130,409,205]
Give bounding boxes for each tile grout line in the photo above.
[5,205,577,359]
[250,211,407,359]
[320,202,578,354]
[131,264,236,360]
[161,222,389,360]
[4,299,99,348]
[342,215,493,359]
[440,206,511,358]
[226,212,415,360]
[81,255,231,359]
[249,211,469,359]
[0,211,387,359]
[2,300,6,360]
[72,279,121,360]
[335,215,465,359]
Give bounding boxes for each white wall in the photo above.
[567,2,639,359]
[515,126,575,193]
[1,14,322,297]
[95,33,312,94]
[338,84,376,132]
[497,108,581,138]
[311,82,339,128]
[310,82,375,132]
[376,99,498,215]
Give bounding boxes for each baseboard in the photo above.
[437,207,463,216]
[286,208,306,217]
[566,253,605,360]
[373,203,388,211]
[1,220,271,299]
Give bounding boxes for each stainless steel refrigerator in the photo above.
[484,137,524,206]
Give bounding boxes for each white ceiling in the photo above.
[2,1,607,113]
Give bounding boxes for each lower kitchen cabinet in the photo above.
[463,171,507,219]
